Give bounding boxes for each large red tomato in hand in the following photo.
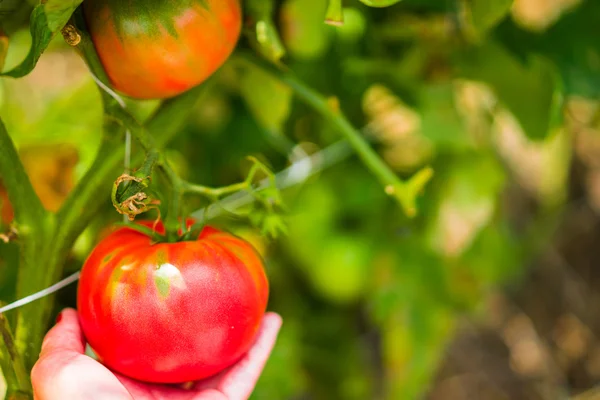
[83,0,242,99]
[77,222,269,383]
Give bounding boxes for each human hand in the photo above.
[31,308,282,400]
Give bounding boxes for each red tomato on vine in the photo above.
[83,0,242,99]
[77,221,269,383]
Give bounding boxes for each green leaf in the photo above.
[470,0,512,36]
[2,6,51,77]
[2,0,82,77]
[456,40,558,140]
[44,0,83,32]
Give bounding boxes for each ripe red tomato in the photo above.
[83,0,242,99]
[77,222,269,383]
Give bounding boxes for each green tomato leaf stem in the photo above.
[2,0,83,77]
[325,0,344,26]
[67,9,113,89]
[359,0,402,7]
[239,53,433,217]
[182,158,274,201]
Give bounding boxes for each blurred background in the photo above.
[2,0,600,399]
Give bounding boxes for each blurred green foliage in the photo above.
[0,0,599,398]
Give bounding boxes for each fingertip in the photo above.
[261,312,282,336]
[216,312,282,399]
[56,308,78,324]
[263,312,282,327]
[40,308,85,356]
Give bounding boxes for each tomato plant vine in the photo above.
[0,0,439,397]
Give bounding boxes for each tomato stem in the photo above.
[159,157,184,242]
[181,157,274,199]
[237,52,434,217]
[69,9,113,92]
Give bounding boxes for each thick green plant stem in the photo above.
[0,313,31,397]
[239,53,434,217]
[0,118,52,379]
[13,84,209,370]
[0,119,46,227]
[13,116,123,370]
[159,161,184,242]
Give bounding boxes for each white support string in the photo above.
[124,131,132,174]
[89,72,126,108]
[0,139,356,314]
[0,272,81,314]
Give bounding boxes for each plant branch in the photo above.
[238,53,434,217]
[183,181,250,199]
[0,313,31,397]
[0,118,47,227]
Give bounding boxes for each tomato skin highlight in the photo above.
[83,0,242,99]
[77,222,269,383]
